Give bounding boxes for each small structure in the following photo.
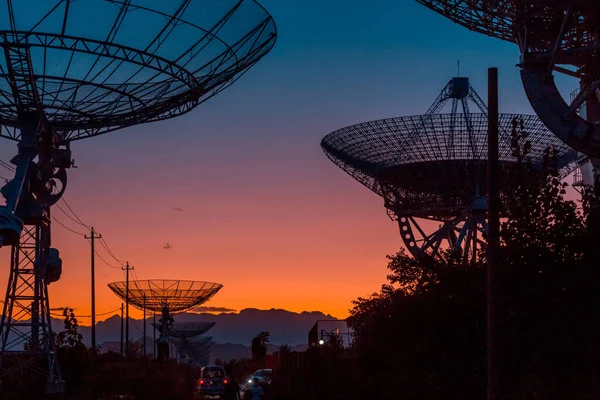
[108,280,222,361]
[308,320,353,348]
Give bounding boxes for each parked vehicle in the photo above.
[247,369,273,386]
[197,365,227,397]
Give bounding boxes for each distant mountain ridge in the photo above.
[53,308,337,348]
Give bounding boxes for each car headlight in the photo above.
[248,380,252,384]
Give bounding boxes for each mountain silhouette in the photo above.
[54,308,337,348]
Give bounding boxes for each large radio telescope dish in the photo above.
[108,280,222,363]
[415,0,600,157]
[322,77,577,261]
[0,0,277,141]
[107,280,223,313]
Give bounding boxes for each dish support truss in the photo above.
[390,78,489,262]
[393,198,487,264]
[155,305,174,362]
[517,6,600,157]
[0,42,73,394]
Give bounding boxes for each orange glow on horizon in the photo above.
[0,154,403,326]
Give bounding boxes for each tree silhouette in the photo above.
[251,332,270,362]
[56,307,84,349]
[346,121,600,399]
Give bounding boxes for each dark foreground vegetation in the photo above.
[2,350,197,400]
[1,309,197,400]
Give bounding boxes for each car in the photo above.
[197,365,227,398]
[247,369,273,387]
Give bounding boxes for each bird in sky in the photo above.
[164,243,173,250]
[172,207,184,212]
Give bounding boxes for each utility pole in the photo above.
[153,313,156,359]
[487,67,500,400]
[122,262,134,359]
[84,227,101,349]
[143,294,146,357]
[120,303,124,356]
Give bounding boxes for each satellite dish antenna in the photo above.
[416,0,600,157]
[0,1,275,393]
[108,279,223,362]
[165,323,215,365]
[322,76,577,261]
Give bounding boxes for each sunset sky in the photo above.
[0,0,581,324]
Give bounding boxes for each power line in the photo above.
[96,235,128,279]
[51,216,85,236]
[82,231,127,279]
[98,237,126,266]
[55,203,87,227]
[131,267,140,281]
[55,197,129,272]
[91,245,122,270]
[0,159,15,172]
[61,197,90,228]
[50,307,121,318]
[53,196,137,281]
[53,216,125,274]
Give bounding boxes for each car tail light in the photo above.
[200,380,205,385]
[224,379,228,384]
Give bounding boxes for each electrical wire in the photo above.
[61,197,90,229]
[91,245,122,270]
[99,237,126,266]
[97,237,129,281]
[51,216,85,236]
[58,195,130,275]
[50,307,121,318]
[51,194,139,281]
[0,159,15,173]
[54,213,127,277]
[55,203,87,227]
[131,267,140,281]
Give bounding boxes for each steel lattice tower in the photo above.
[0,63,69,394]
